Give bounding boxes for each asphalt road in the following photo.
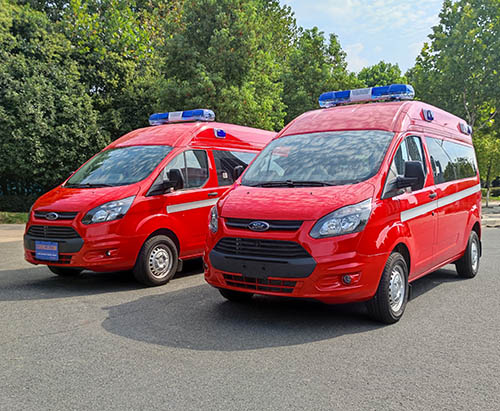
[0,228,499,410]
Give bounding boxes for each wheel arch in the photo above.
[393,242,411,275]
[145,228,180,255]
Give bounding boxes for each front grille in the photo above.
[29,251,73,264]
[225,218,302,231]
[214,237,310,259]
[27,225,81,239]
[223,274,296,294]
[34,211,78,221]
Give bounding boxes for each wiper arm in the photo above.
[66,183,113,188]
[247,180,335,187]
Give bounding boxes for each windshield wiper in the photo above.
[66,183,113,188]
[247,180,335,187]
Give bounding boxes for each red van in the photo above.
[24,109,275,286]
[204,85,482,323]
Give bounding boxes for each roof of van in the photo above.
[280,101,472,144]
[107,122,276,151]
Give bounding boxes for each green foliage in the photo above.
[0,0,108,196]
[281,27,360,125]
[158,0,294,131]
[358,61,406,88]
[0,211,29,223]
[407,0,500,189]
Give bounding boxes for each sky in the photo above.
[280,0,444,73]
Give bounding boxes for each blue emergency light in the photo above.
[318,84,415,108]
[149,109,215,126]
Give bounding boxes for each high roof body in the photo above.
[280,101,472,145]
[107,122,276,151]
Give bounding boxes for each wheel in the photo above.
[367,252,409,324]
[133,235,178,286]
[48,266,83,276]
[455,231,480,278]
[219,288,254,302]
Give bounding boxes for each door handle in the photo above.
[429,193,437,199]
[207,192,218,198]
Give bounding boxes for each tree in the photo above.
[358,61,406,88]
[0,0,107,198]
[158,0,295,131]
[407,0,500,200]
[281,27,359,125]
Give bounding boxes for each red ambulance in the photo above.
[204,85,482,323]
[24,109,275,286]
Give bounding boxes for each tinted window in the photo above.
[426,137,476,183]
[443,140,477,179]
[242,130,394,186]
[185,150,209,188]
[66,145,172,188]
[159,149,209,190]
[213,150,256,186]
[387,136,426,183]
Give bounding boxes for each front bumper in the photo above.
[24,229,144,272]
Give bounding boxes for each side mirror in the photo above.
[396,161,425,191]
[233,165,244,181]
[166,168,184,191]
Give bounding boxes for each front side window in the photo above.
[386,136,426,184]
[241,130,394,187]
[213,150,256,186]
[157,149,209,190]
[66,145,172,188]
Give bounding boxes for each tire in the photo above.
[367,252,409,324]
[455,231,480,279]
[133,235,178,286]
[48,266,83,277]
[219,288,254,302]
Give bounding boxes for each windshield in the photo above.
[66,145,173,188]
[241,130,394,187]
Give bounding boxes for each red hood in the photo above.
[220,182,375,221]
[33,184,141,213]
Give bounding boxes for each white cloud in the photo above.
[345,42,369,73]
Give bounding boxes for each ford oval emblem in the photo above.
[46,212,59,221]
[248,221,270,232]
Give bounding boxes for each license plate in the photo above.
[35,241,59,261]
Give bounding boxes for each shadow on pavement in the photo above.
[101,266,465,352]
[0,259,204,301]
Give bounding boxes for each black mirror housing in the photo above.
[396,161,425,191]
[233,165,244,181]
[167,168,184,190]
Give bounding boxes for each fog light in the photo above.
[342,275,352,285]
[105,250,112,257]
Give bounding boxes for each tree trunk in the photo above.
[485,159,492,208]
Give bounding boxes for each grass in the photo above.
[0,211,28,224]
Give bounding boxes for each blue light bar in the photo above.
[318,84,415,108]
[149,109,215,125]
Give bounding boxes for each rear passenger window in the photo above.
[213,150,256,186]
[442,140,477,179]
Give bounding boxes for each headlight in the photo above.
[209,206,218,233]
[310,198,372,238]
[82,196,135,225]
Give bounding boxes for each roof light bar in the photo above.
[149,109,215,126]
[318,84,415,108]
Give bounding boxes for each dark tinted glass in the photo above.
[425,137,456,183]
[185,150,209,188]
[213,150,256,186]
[426,137,477,183]
[443,140,477,179]
[66,145,172,187]
[242,130,394,186]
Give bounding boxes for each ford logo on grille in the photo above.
[248,221,270,232]
[45,212,59,221]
